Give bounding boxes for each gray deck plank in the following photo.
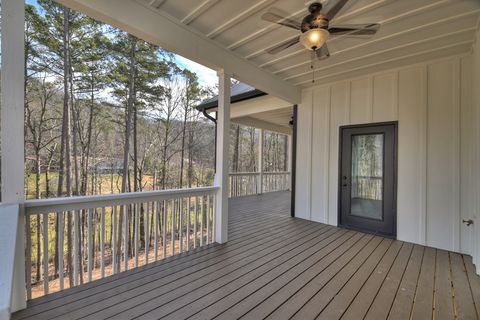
[318,240,403,320]
[40,218,318,319]
[164,228,350,320]
[410,246,436,320]
[12,191,480,320]
[126,226,335,320]
[215,231,363,320]
[257,234,379,320]
[23,205,289,310]
[434,250,455,320]
[387,244,424,320]
[464,255,480,318]
[16,215,304,319]
[152,228,343,320]
[450,252,478,319]
[360,242,413,320]
[290,237,390,319]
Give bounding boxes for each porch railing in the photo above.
[23,186,218,299]
[228,171,290,197]
[228,172,259,197]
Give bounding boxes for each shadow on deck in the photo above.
[13,191,480,319]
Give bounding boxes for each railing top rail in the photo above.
[24,186,219,215]
[228,171,290,176]
[262,171,290,175]
[228,172,260,176]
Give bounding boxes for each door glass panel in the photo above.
[350,134,384,220]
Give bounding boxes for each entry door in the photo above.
[339,122,397,237]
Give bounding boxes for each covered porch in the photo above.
[12,191,480,320]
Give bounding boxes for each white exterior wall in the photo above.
[295,54,476,253]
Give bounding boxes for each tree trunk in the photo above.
[249,128,256,172]
[233,124,240,172]
[187,130,194,188]
[34,152,42,282]
[117,35,137,273]
[59,7,74,287]
[133,104,139,192]
[179,111,187,186]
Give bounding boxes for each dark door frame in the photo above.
[337,121,398,238]
[291,105,298,217]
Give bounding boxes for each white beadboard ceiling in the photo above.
[140,0,480,87]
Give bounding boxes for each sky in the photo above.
[25,0,218,86]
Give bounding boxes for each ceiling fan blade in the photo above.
[261,9,302,30]
[328,23,380,36]
[316,43,330,60]
[266,36,300,55]
[325,0,350,20]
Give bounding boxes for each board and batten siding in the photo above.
[295,54,475,254]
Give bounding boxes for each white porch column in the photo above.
[1,0,27,312]
[257,129,264,194]
[215,70,230,244]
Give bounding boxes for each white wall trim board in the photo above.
[452,57,461,252]
[419,64,428,246]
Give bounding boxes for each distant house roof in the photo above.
[196,82,266,111]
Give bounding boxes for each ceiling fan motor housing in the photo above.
[301,2,329,32]
[262,0,379,56]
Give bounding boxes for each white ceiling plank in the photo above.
[271,9,479,76]
[206,0,276,39]
[148,0,166,9]
[55,0,301,104]
[250,0,451,67]
[286,31,474,82]
[294,42,472,86]
[233,116,292,135]
[228,0,389,51]
[181,0,221,25]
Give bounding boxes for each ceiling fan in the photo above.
[261,0,380,59]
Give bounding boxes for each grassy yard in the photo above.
[25,172,158,200]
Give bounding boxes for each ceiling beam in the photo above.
[205,94,292,118]
[232,117,291,135]
[55,0,301,104]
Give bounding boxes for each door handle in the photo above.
[342,176,348,187]
[462,219,474,226]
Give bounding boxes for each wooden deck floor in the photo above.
[13,191,480,320]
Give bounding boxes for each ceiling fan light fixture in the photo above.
[299,28,329,51]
